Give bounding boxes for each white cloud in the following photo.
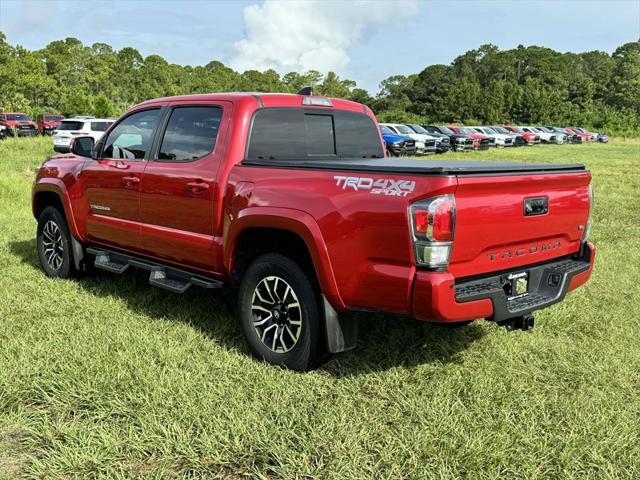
[230,0,418,73]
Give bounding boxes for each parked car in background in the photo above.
[544,126,581,144]
[447,126,494,149]
[37,114,64,135]
[53,117,114,153]
[573,127,608,143]
[469,126,515,147]
[489,126,526,146]
[569,127,597,142]
[380,125,416,157]
[502,126,540,145]
[534,126,568,144]
[422,125,474,151]
[380,123,436,154]
[520,126,562,144]
[0,112,38,137]
[405,124,450,153]
[564,127,593,143]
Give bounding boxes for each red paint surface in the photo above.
[32,93,595,322]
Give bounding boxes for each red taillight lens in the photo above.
[411,196,455,242]
[432,197,454,241]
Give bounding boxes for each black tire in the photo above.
[36,206,76,279]
[238,253,323,371]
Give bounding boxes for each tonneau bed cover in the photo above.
[242,158,586,175]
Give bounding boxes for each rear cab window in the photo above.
[246,108,383,160]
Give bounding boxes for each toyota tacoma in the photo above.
[31,91,595,370]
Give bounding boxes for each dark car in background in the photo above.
[422,125,474,151]
[380,124,416,156]
[406,124,450,153]
[0,112,38,137]
[37,114,64,135]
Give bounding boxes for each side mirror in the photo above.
[71,136,94,157]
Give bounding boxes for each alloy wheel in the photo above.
[42,220,64,270]
[251,275,302,353]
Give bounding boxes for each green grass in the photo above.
[1,136,639,479]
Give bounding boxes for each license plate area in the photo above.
[501,271,529,300]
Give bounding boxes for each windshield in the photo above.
[482,127,498,134]
[57,120,85,131]
[437,126,454,135]
[7,114,30,122]
[380,125,394,135]
[492,127,509,134]
[458,127,476,135]
[408,124,429,134]
[44,115,63,122]
[537,126,551,133]
[393,125,414,134]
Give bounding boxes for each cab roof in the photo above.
[135,92,367,113]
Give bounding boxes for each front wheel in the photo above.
[36,206,76,278]
[238,253,324,370]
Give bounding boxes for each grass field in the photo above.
[1,137,639,479]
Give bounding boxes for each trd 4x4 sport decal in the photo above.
[333,176,416,197]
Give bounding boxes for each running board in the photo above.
[86,247,223,293]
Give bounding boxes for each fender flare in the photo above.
[32,180,82,241]
[224,207,346,312]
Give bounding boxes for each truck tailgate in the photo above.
[449,171,592,278]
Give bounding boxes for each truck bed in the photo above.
[242,157,586,175]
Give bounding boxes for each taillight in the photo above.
[409,195,456,269]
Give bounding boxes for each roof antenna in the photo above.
[297,86,313,96]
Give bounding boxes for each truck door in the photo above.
[138,101,232,272]
[79,108,163,251]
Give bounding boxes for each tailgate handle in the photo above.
[524,197,548,216]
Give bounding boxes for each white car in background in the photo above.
[53,117,114,153]
[0,124,6,140]
[380,123,437,154]
[520,126,564,144]
[469,126,516,147]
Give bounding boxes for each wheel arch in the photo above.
[33,181,82,242]
[225,208,345,312]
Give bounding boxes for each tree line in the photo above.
[1,32,638,135]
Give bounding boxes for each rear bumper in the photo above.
[412,243,595,323]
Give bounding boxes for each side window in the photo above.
[91,122,111,132]
[158,106,222,161]
[102,109,161,160]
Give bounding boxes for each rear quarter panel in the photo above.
[225,166,456,314]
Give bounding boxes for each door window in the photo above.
[102,109,161,160]
[157,106,222,161]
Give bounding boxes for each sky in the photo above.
[1,0,639,93]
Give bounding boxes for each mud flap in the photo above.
[323,295,358,353]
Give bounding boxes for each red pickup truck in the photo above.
[32,91,595,370]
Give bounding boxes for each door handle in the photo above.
[186,180,210,193]
[122,176,140,187]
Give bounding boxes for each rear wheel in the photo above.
[36,206,75,278]
[238,253,323,371]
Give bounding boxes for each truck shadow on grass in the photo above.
[10,238,486,376]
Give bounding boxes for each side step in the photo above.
[86,247,223,293]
